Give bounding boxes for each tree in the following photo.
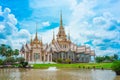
[0,44,7,56]
[16,57,25,63]
[14,49,19,58]
[112,60,120,75]
[3,57,15,65]
[95,56,105,63]
[0,59,3,65]
[104,56,110,60]
[113,54,118,60]
[6,46,13,57]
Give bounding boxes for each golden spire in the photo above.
[53,30,55,40]
[60,10,63,27]
[52,30,55,43]
[40,35,43,46]
[34,23,39,41]
[68,29,70,40]
[57,11,67,41]
[30,35,33,45]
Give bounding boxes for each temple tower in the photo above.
[57,11,67,42]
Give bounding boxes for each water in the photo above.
[0,68,120,80]
[47,67,57,71]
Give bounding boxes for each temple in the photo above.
[20,13,95,63]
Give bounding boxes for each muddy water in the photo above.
[0,68,119,80]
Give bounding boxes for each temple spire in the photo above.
[68,29,70,40]
[52,30,55,43]
[40,35,43,46]
[30,35,33,45]
[57,11,67,41]
[60,10,63,26]
[34,23,38,41]
[53,30,55,40]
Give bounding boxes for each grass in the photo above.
[33,63,113,69]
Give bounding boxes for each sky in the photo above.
[0,0,120,57]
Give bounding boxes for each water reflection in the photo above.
[0,68,119,80]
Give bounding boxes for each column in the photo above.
[28,53,29,62]
[24,52,26,62]
[44,55,45,62]
[51,54,52,62]
[32,53,34,62]
[47,54,49,62]
[40,53,42,62]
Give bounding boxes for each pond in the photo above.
[0,68,120,80]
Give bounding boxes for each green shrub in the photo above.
[0,59,3,65]
[3,57,15,65]
[65,59,71,64]
[20,62,28,68]
[111,60,120,75]
[57,58,63,63]
[16,57,25,63]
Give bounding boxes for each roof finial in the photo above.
[68,29,70,40]
[60,10,63,26]
[36,22,38,37]
[30,35,33,45]
[68,29,71,43]
[53,30,55,40]
[52,30,55,43]
[34,22,38,41]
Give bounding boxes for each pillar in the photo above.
[47,54,49,62]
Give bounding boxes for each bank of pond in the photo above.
[0,61,120,75]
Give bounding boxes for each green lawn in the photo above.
[33,63,113,69]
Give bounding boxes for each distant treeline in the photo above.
[95,54,119,63]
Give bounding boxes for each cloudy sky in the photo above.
[0,0,120,56]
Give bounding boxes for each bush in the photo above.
[16,57,25,63]
[111,60,120,75]
[0,59,3,65]
[57,58,63,63]
[20,62,28,68]
[65,59,71,64]
[3,57,15,65]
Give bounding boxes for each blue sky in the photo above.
[0,0,120,56]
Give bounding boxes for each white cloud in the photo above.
[30,0,77,9]
[17,29,31,39]
[0,24,5,32]
[0,6,31,50]
[42,21,50,26]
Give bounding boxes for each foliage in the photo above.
[14,49,19,57]
[3,57,16,65]
[6,46,13,57]
[95,54,119,63]
[111,60,120,72]
[0,44,19,57]
[20,62,28,68]
[65,59,71,64]
[0,44,7,56]
[0,59,3,65]
[57,58,63,63]
[113,54,118,60]
[95,56,105,63]
[16,57,25,63]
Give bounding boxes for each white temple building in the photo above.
[20,13,95,63]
